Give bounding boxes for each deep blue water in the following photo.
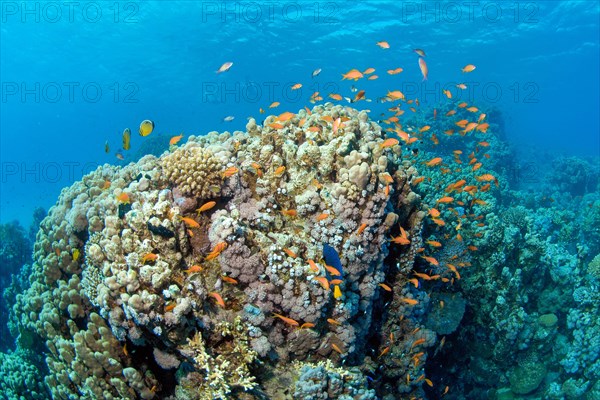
[1,1,599,224]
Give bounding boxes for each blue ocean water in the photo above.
[1,1,598,226]
[1,2,600,399]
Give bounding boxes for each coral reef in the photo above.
[6,104,432,398]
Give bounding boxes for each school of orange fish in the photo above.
[108,42,499,398]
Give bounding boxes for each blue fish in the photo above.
[323,244,343,277]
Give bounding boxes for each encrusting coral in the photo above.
[8,104,434,399]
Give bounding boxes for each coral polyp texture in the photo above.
[10,104,430,399]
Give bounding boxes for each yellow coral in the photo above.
[161,145,223,198]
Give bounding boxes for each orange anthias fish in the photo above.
[418,57,428,81]
[222,166,239,178]
[437,196,454,204]
[169,134,184,145]
[425,157,443,167]
[184,265,203,274]
[273,313,300,327]
[277,111,295,121]
[421,255,439,266]
[209,292,226,308]
[376,41,390,49]
[342,69,364,81]
[462,64,476,73]
[116,193,130,204]
[180,217,200,228]
[314,276,330,290]
[141,253,158,264]
[196,201,216,214]
[380,138,399,148]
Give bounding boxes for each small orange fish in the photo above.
[331,343,344,354]
[411,338,426,349]
[425,157,443,167]
[274,166,286,176]
[425,378,434,387]
[329,93,343,101]
[327,318,341,326]
[169,134,184,145]
[273,312,299,327]
[222,166,239,178]
[408,278,419,288]
[209,292,226,308]
[269,101,280,108]
[476,173,496,182]
[141,253,158,264]
[325,265,342,276]
[164,303,177,312]
[421,255,439,266]
[376,41,390,49]
[462,64,476,73]
[291,83,302,90]
[329,279,343,285]
[419,125,431,132]
[300,322,315,329]
[412,176,425,185]
[356,223,367,235]
[402,298,419,306]
[418,57,428,81]
[380,138,399,148]
[221,276,238,284]
[184,265,203,274]
[446,110,457,116]
[277,111,295,121]
[116,193,130,203]
[363,67,375,75]
[443,89,452,99]
[308,259,320,273]
[196,201,216,214]
[269,123,285,130]
[283,248,298,258]
[368,74,379,80]
[314,276,330,290]
[426,240,442,247]
[316,213,330,221]
[378,346,390,358]
[429,208,441,218]
[180,217,200,228]
[342,69,364,81]
[212,242,228,254]
[437,197,454,204]
[281,209,297,217]
[387,67,403,75]
[379,283,392,292]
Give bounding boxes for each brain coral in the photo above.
[10,104,428,399]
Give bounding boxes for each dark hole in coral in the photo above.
[118,203,132,219]
[128,340,177,398]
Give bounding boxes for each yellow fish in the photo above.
[333,285,342,299]
[139,120,154,136]
[122,128,131,150]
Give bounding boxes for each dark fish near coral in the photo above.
[105,141,110,153]
[323,244,343,277]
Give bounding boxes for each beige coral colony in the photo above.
[15,104,438,399]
